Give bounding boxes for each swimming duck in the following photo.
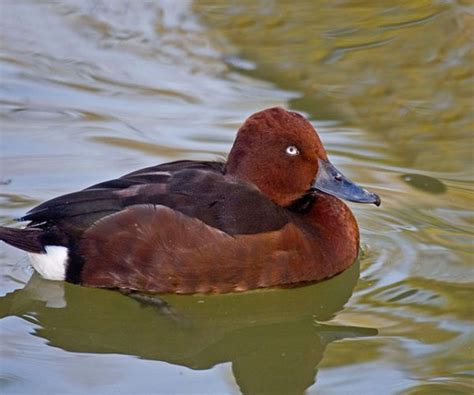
[0,107,380,294]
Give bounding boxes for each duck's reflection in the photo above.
[0,261,376,394]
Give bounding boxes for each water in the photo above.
[0,1,472,394]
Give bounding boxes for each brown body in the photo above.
[80,194,358,293]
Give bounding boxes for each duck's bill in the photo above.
[312,159,381,206]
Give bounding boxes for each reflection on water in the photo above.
[0,0,473,394]
[0,263,376,395]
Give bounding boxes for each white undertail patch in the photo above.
[28,246,68,281]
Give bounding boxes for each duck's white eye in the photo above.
[286,145,300,156]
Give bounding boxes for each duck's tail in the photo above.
[0,226,46,253]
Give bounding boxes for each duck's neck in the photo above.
[298,192,360,277]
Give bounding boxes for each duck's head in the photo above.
[226,107,381,207]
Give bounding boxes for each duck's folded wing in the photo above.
[21,159,289,237]
[21,160,225,230]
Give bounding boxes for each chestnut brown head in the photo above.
[226,107,380,207]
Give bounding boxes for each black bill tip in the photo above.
[313,159,381,206]
[373,193,381,207]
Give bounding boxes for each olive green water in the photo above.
[0,1,472,394]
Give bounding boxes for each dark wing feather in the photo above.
[22,160,224,224]
[121,160,226,178]
[21,189,125,222]
[20,159,289,239]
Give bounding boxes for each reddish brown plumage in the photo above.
[226,108,327,206]
[79,194,358,294]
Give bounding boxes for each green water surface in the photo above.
[0,1,472,394]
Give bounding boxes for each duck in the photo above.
[0,107,380,294]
